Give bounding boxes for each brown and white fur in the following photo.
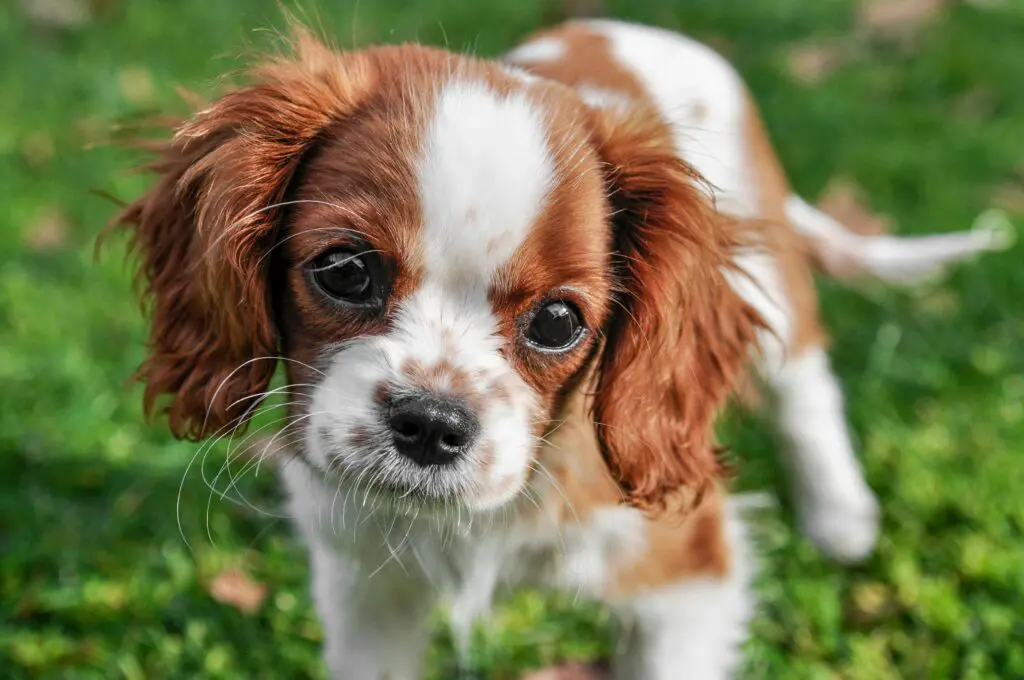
[116,19,1004,680]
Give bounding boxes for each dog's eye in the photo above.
[527,301,584,350]
[311,249,375,304]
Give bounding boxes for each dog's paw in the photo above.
[796,491,880,565]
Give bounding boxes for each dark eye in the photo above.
[527,300,584,351]
[311,249,376,304]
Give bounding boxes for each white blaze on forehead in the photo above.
[417,81,555,287]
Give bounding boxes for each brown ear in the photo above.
[115,33,374,440]
[589,109,765,512]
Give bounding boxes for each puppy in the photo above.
[117,19,1004,680]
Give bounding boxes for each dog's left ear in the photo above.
[114,30,375,440]
[588,108,765,512]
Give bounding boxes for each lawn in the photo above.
[2,0,1022,678]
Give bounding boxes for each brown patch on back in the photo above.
[742,93,827,354]
[508,24,649,103]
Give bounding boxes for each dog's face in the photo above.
[119,34,762,514]
[276,55,612,510]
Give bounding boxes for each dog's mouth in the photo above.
[344,463,470,504]
[305,423,531,515]
[316,437,475,505]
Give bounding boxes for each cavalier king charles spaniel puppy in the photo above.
[117,19,1004,680]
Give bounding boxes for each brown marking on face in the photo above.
[691,101,709,122]
[399,358,485,412]
[741,93,827,355]
[486,379,511,405]
[373,381,392,406]
[274,47,565,388]
[347,425,374,450]
[275,48,458,380]
[479,79,615,442]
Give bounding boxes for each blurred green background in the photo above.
[2,0,1023,678]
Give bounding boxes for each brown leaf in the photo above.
[817,178,893,236]
[20,0,92,29]
[846,581,900,627]
[522,663,610,680]
[858,0,947,36]
[23,207,71,252]
[991,183,1024,215]
[786,40,848,85]
[208,568,267,615]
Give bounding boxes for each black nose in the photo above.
[387,395,479,466]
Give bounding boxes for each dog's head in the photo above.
[119,31,761,513]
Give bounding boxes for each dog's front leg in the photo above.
[309,540,436,680]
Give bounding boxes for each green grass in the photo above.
[2,0,1023,678]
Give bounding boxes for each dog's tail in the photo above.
[784,195,1014,285]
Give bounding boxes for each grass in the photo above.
[2,0,1022,678]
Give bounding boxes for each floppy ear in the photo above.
[589,109,765,512]
[115,33,374,440]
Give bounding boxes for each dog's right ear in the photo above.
[115,31,375,440]
[585,105,765,513]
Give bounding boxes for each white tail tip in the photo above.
[971,208,1016,252]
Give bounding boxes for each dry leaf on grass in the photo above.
[786,40,848,85]
[817,178,893,236]
[521,662,610,680]
[846,581,900,627]
[858,0,947,36]
[24,207,71,252]
[208,568,267,615]
[20,0,92,29]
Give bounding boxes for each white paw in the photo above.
[795,492,880,565]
